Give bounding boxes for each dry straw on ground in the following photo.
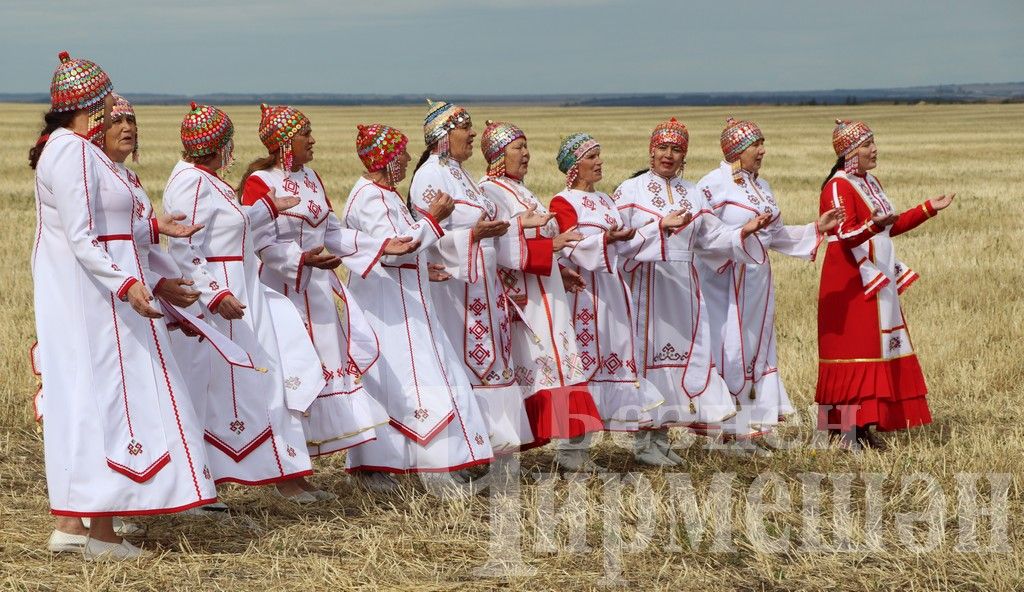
[0,103,1022,591]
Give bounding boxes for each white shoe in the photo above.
[272,488,319,504]
[634,447,677,467]
[356,472,400,493]
[47,530,87,553]
[719,441,773,458]
[83,538,149,561]
[82,517,145,537]
[419,472,475,497]
[555,449,606,473]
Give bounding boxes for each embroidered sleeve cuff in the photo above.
[295,252,307,291]
[208,289,234,312]
[922,201,937,217]
[116,277,139,301]
[149,218,160,245]
[524,237,554,276]
[361,237,389,278]
[422,212,445,238]
[258,195,280,218]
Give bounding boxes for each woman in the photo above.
[697,118,841,445]
[239,104,413,461]
[476,120,603,452]
[817,119,953,449]
[614,119,773,463]
[342,122,494,492]
[31,53,216,560]
[547,132,693,470]
[409,100,551,457]
[163,103,333,501]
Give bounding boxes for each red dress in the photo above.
[816,171,937,431]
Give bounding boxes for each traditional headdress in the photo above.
[721,117,764,183]
[109,93,139,162]
[423,98,470,157]
[258,104,311,173]
[50,51,114,146]
[557,132,600,188]
[181,102,234,171]
[356,123,409,186]
[832,119,874,175]
[481,120,526,179]
[650,117,689,154]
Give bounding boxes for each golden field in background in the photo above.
[1,103,1022,590]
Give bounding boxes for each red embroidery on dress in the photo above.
[469,343,492,365]
[653,343,686,362]
[287,446,297,457]
[414,408,430,421]
[603,353,623,374]
[229,419,245,434]
[604,213,617,226]
[582,196,596,211]
[421,186,442,204]
[307,200,323,218]
[209,281,219,290]
[474,433,485,445]
[192,257,202,265]
[469,320,489,339]
[468,298,487,316]
[304,175,318,193]
[92,239,100,247]
[888,336,903,351]
[203,465,212,480]
[127,439,143,456]
[111,264,121,271]
[579,351,596,370]
[283,178,300,195]
[322,364,335,382]
[647,180,662,195]
[702,187,713,199]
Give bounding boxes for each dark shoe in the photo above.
[857,426,889,451]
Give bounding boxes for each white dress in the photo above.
[548,189,666,431]
[478,176,602,441]
[242,166,390,457]
[341,177,494,472]
[164,161,324,486]
[697,163,820,432]
[613,171,766,430]
[32,129,216,516]
[410,155,533,452]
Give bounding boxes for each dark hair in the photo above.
[628,168,648,179]
[408,147,434,215]
[28,110,76,169]
[236,154,278,197]
[184,151,221,169]
[821,156,844,191]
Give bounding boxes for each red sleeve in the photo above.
[548,195,578,233]
[821,177,882,249]
[241,175,271,206]
[889,201,936,237]
[523,237,553,276]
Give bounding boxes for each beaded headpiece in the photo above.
[721,117,764,183]
[832,119,874,175]
[481,120,526,179]
[109,93,139,162]
[258,104,311,173]
[424,98,470,157]
[50,51,114,146]
[557,132,600,188]
[650,117,689,154]
[356,123,409,186]
[181,102,234,171]
[50,51,113,113]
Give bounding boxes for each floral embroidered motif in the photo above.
[598,195,610,208]
[421,186,442,204]
[604,213,617,226]
[651,195,666,209]
[282,178,300,195]
[647,180,662,195]
[612,188,623,202]
[653,343,687,362]
[284,376,301,390]
[209,281,220,290]
[702,187,713,200]
[133,197,146,219]
[91,239,100,247]
[474,433,485,446]
[888,336,903,351]
[229,419,245,434]
[287,446,297,457]
[111,264,121,271]
[414,407,430,421]
[582,196,596,211]
[127,439,143,456]
[486,370,501,383]
[203,465,212,480]
[192,257,202,265]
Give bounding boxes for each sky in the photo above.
[2,0,1022,95]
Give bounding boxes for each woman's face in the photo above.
[651,143,684,178]
[739,138,766,175]
[290,127,315,168]
[854,139,877,172]
[503,137,530,179]
[103,115,137,163]
[391,149,412,183]
[448,120,476,162]
[575,147,603,186]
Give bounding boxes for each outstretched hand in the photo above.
[660,209,693,231]
[605,223,636,244]
[740,213,773,238]
[125,282,163,319]
[473,215,510,241]
[302,245,342,270]
[385,236,420,256]
[519,203,555,229]
[266,187,300,213]
[552,230,583,251]
[871,208,898,228]
[156,212,203,238]
[928,193,956,211]
[816,207,844,233]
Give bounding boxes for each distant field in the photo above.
[1,103,1022,591]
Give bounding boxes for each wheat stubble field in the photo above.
[0,103,1022,591]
